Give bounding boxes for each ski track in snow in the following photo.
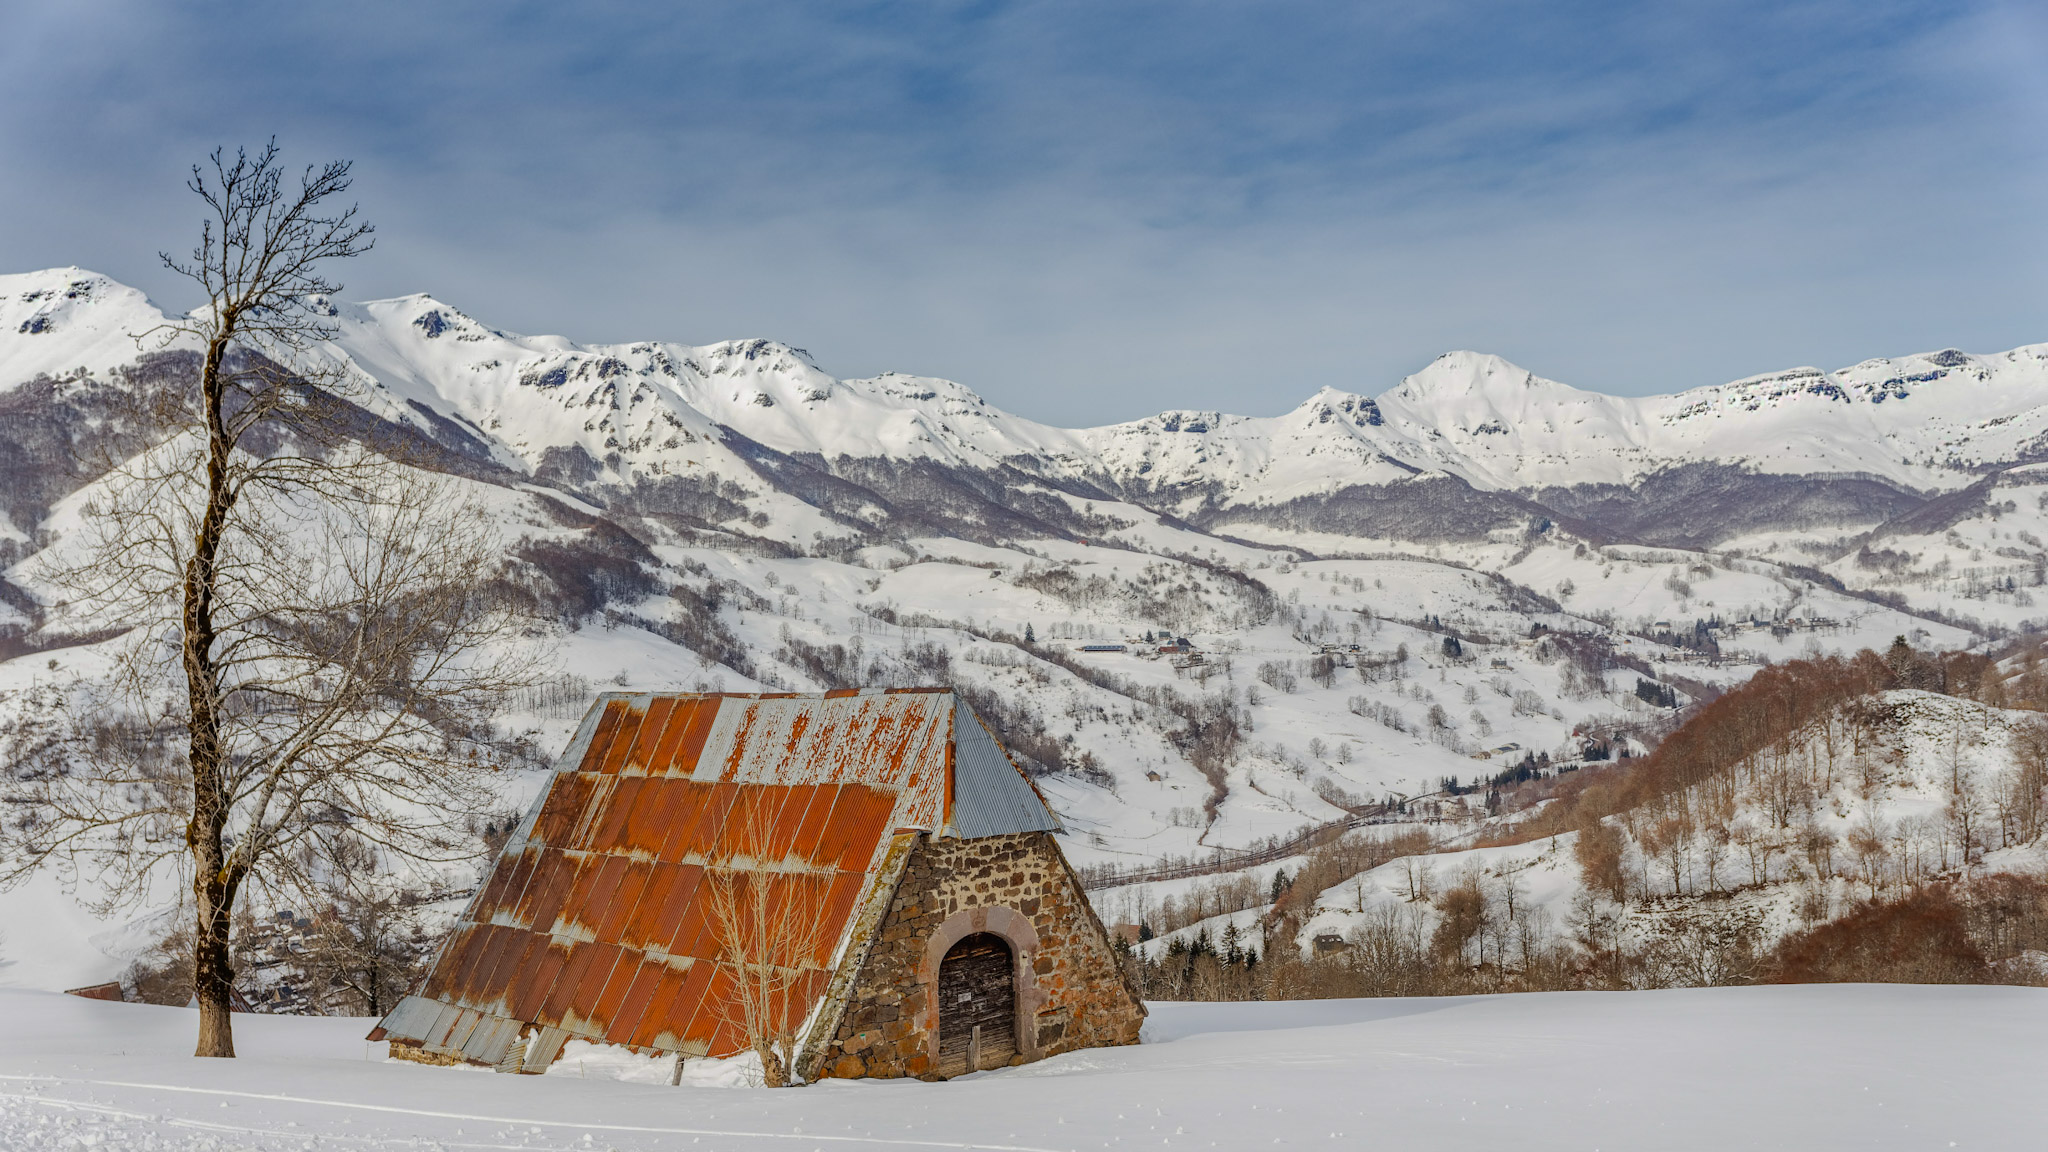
[0,1084,1062,1152]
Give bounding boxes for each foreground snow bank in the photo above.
[0,985,2041,1150]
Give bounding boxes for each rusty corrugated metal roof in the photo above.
[375,688,1057,1065]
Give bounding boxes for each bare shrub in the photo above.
[2001,718,2048,847]
[1960,872,2048,980]
[1257,661,1298,694]
[291,848,436,1017]
[1283,829,1434,904]
[510,519,658,623]
[701,792,834,1087]
[1636,905,1765,987]
[1430,873,1486,964]
[656,582,757,677]
[127,920,198,1007]
[1574,820,1628,903]
[1767,885,1989,984]
[1347,695,1409,733]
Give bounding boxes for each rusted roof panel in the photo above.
[505,937,563,1022]
[377,689,1060,1062]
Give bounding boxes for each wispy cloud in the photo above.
[2,1,2043,423]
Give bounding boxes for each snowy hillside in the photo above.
[2,264,2044,991]
[1095,655,2048,1010]
[1288,688,2048,964]
[2,984,2042,1151]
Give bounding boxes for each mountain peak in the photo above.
[3,267,136,314]
[1387,351,1545,403]
[0,268,169,381]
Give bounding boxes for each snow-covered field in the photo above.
[1,985,2041,1151]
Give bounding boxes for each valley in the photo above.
[1,265,2044,999]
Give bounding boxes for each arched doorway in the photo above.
[936,932,1016,1075]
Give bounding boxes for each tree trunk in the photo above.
[192,866,239,1057]
[187,332,240,1059]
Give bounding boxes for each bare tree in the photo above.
[2002,718,2048,847]
[292,840,434,1018]
[700,792,835,1087]
[0,143,535,1057]
[1944,746,1986,870]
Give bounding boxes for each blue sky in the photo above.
[3,1,2044,423]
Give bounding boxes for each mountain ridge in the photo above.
[10,265,2048,567]
[9,267,2046,512]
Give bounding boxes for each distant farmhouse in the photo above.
[371,689,1143,1081]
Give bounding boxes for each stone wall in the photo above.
[813,830,1144,1080]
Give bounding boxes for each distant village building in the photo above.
[1470,742,1524,761]
[370,689,1143,1081]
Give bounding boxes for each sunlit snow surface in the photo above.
[0,986,2041,1151]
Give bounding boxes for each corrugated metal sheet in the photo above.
[379,995,442,1043]
[377,689,1058,1064]
[461,1013,524,1066]
[947,696,1061,839]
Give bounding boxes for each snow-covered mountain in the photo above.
[4,265,2046,989]
[319,297,2048,536]
[12,267,2048,542]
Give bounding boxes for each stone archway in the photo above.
[917,905,1046,1073]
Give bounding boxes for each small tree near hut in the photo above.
[701,791,834,1086]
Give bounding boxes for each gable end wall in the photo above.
[814,831,1143,1080]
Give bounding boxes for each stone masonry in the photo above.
[814,831,1145,1080]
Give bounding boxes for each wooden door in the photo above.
[936,932,1016,1075]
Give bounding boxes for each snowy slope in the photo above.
[1077,345,2048,506]
[0,268,2012,854]
[1232,687,2048,974]
[2,264,2042,993]
[1820,462,2048,631]
[2,985,2043,1150]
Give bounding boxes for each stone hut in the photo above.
[370,688,1143,1080]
